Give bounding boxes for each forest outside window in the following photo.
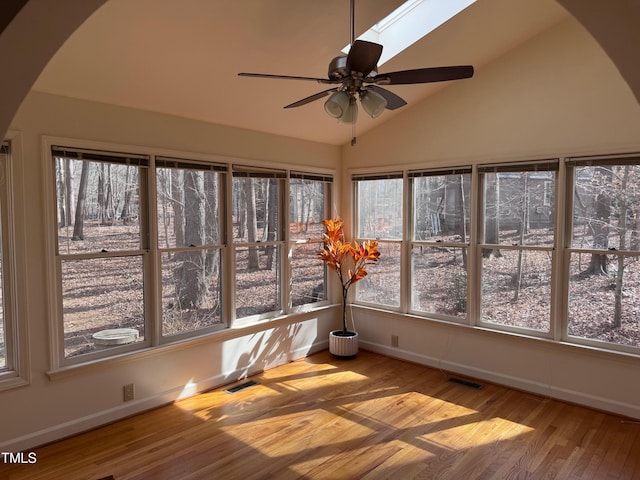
[289,173,332,309]
[156,158,226,338]
[232,167,284,320]
[49,141,334,367]
[478,161,558,335]
[353,173,403,308]
[566,155,640,352]
[53,147,149,362]
[350,156,640,357]
[410,168,471,320]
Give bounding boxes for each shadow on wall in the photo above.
[235,322,306,379]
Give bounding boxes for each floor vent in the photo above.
[225,380,258,394]
[448,377,483,389]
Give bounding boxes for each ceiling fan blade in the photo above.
[238,72,334,84]
[284,88,338,109]
[346,40,383,77]
[369,86,407,110]
[374,66,474,85]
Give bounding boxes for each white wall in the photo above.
[343,18,640,419]
[0,91,340,451]
[342,18,640,168]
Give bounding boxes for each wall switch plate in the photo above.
[123,383,135,402]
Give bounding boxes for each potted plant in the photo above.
[318,217,380,357]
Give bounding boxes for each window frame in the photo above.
[230,166,287,325]
[351,154,640,358]
[288,172,333,313]
[408,167,472,323]
[563,154,640,355]
[49,145,152,366]
[476,160,559,339]
[43,138,336,372]
[352,172,405,311]
[155,156,229,342]
[0,132,30,390]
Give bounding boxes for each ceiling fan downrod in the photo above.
[350,0,356,46]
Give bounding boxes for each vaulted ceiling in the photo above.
[33,0,569,146]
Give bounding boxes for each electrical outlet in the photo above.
[123,383,135,402]
[391,334,399,347]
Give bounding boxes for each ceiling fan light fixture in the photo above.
[360,89,387,118]
[324,91,350,118]
[339,96,359,124]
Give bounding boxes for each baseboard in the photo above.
[2,339,328,452]
[361,341,640,420]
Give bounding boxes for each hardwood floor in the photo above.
[4,350,640,479]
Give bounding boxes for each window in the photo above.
[353,173,404,308]
[289,173,332,309]
[566,155,640,352]
[352,155,640,357]
[53,147,149,361]
[48,141,333,367]
[478,162,557,334]
[156,158,226,338]
[410,168,471,320]
[0,135,30,389]
[232,167,285,320]
[0,142,14,374]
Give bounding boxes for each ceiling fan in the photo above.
[238,0,474,144]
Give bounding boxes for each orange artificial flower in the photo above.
[318,217,381,333]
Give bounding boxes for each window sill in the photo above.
[352,304,640,366]
[46,304,336,381]
[0,372,30,392]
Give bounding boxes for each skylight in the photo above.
[343,0,477,67]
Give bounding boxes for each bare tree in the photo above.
[613,165,630,327]
[64,159,73,228]
[265,179,278,270]
[513,173,530,302]
[244,178,259,271]
[71,162,89,241]
[172,169,185,248]
[56,161,67,227]
[98,162,114,226]
[587,191,611,275]
[177,171,207,308]
[204,172,219,275]
[483,172,502,258]
[455,174,468,267]
[120,166,134,226]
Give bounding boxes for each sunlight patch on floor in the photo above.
[221,407,378,456]
[420,417,534,450]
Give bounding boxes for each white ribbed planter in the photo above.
[329,330,359,358]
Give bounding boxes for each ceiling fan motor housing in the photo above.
[328,55,378,84]
[328,55,349,80]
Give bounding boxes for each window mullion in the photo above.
[225,165,236,328]
[146,159,160,346]
[468,165,481,326]
[401,172,410,314]
[283,174,291,312]
[553,159,569,342]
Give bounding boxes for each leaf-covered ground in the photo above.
[60,222,326,358]
[58,223,640,359]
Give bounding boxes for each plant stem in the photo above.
[342,285,349,333]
